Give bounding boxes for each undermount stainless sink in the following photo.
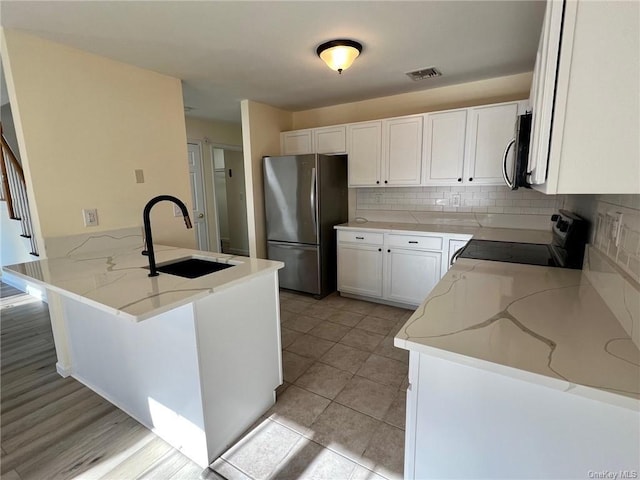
[145,257,236,279]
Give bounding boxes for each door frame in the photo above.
[209,143,243,254]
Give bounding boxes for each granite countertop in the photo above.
[394,249,640,411]
[335,221,553,244]
[3,244,283,322]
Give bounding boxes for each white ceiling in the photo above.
[0,1,546,123]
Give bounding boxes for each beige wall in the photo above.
[184,116,243,252]
[291,72,533,129]
[240,100,292,258]
[1,29,195,253]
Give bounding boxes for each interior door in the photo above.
[187,142,209,251]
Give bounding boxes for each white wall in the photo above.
[291,72,532,129]
[0,202,33,267]
[1,29,195,255]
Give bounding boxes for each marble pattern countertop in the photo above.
[335,221,553,244]
[3,243,283,322]
[394,254,640,410]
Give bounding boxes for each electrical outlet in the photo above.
[374,193,383,205]
[82,208,98,227]
[134,169,145,183]
[451,194,461,207]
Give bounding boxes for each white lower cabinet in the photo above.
[337,243,383,298]
[384,248,441,305]
[337,229,445,307]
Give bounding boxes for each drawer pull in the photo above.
[355,236,364,240]
[408,241,418,244]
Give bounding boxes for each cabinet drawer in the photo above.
[337,230,384,245]
[386,234,443,250]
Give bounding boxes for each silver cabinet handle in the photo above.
[502,139,516,190]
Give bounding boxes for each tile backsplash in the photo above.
[356,185,561,215]
[591,196,640,283]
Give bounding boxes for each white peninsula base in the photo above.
[62,272,282,468]
[405,351,639,479]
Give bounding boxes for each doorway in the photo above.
[211,145,249,256]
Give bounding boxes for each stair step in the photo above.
[19,234,32,239]
[29,252,39,257]
[10,217,22,221]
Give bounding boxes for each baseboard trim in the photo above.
[56,362,73,378]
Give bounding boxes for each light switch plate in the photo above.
[135,169,145,183]
[82,208,98,227]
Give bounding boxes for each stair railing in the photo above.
[0,123,39,256]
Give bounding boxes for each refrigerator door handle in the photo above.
[311,167,317,237]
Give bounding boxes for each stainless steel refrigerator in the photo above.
[263,154,348,297]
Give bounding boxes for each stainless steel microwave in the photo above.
[502,112,532,190]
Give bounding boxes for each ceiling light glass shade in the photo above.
[317,40,363,74]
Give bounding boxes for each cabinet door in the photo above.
[337,244,383,298]
[384,248,441,305]
[383,116,423,186]
[422,110,467,185]
[281,130,313,155]
[315,126,346,154]
[347,121,382,187]
[465,103,519,185]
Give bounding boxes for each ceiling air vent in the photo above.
[406,67,442,81]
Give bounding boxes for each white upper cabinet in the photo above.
[283,100,526,188]
[464,102,522,185]
[348,115,423,187]
[422,110,468,185]
[347,121,383,187]
[383,116,423,186]
[530,0,640,194]
[314,125,346,154]
[281,126,346,155]
[281,130,313,155]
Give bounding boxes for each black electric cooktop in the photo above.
[458,240,559,267]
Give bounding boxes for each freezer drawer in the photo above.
[267,241,321,295]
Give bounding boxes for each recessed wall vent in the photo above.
[406,67,442,81]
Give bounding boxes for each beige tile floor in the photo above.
[210,291,412,480]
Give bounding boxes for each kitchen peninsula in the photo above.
[395,246,640,478]
[2,232,284,468]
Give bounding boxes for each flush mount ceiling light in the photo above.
[316,39,363,74]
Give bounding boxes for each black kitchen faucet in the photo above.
[142,195,192,277]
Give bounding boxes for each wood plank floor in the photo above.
[0,282,220,480]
